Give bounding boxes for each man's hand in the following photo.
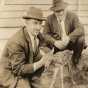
[33,49,53,72]
[54,36,70,50]
[41,48,54,68]
[62,36,70,45]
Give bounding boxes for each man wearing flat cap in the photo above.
[41,0,85,68]
[0,7,51,88]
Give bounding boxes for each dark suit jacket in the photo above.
[0,27,43,88]
[43,11,85,46]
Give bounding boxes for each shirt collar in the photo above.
[55,12,66,22]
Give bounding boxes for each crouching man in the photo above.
[0,7,50,88]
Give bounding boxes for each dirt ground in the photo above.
[40,48,88,88]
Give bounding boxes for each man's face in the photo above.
[55,9,65,20]
[26,19,42,36]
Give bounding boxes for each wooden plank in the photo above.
[0,19,24,27]
[0,10,78,28]
[0,28,19,39]
[5,0,77,5]
[0,5,76,18]
[65,0,77,4]
[0,10,53,18]
[0,4,77,11]
[0,11,78,19]
[79,17,88,25]
[0,11,82,28]
[63,5,77,11]
[5,0,52,5]
[78,5,88,11]
[0,11,25,18]
[79,0,88,4]
[84,25,88,34]
[78,11,88,17]
[0,17,53,28]
[0,5,51,11]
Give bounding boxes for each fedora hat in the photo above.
[23,7,45,21]
[50,0,68,11]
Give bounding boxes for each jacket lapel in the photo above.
[65,11,73,35]
[33,36,39,57]
[52,13,70,37]
[52,14,62,39]
[23,27,33,63]
[64,12,69,35]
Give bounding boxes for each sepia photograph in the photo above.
[0,0,88,88]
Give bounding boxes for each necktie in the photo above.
[56,15,67,40]
[60,20,67,40]
[34,36,37,53]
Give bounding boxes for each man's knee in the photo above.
[76,36,87,50]
[67,36,85,51]
[77,36,85,45]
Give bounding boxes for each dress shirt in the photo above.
[28,32,39,52]
[56,14,67,40]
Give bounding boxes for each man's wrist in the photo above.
[54,40,58,46]
[33,59,44,72]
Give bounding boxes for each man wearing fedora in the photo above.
[41,0,85,68]
[0,7,52,88]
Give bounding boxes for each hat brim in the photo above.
[50,2,68,11]
[23,16,46,21]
